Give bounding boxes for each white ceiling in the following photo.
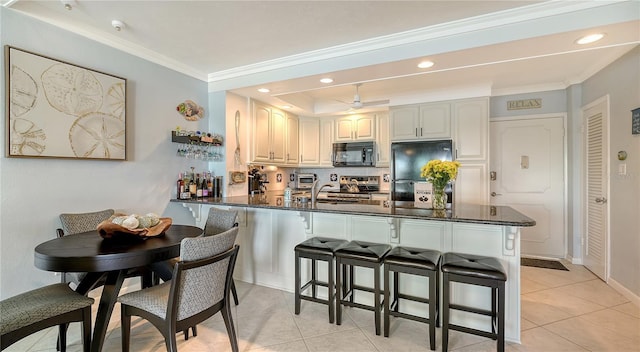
[5,0,639,116]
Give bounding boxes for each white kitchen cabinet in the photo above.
[376,112,390,167]
[390,103,450,141]
[335,114,376,142]
[250,100,290,165]
[454,162,488,205]
[286,114,299,165]
[319,119,334,166]
[298,117,334,167]
[298,117,320,165]
[452,98,488,161]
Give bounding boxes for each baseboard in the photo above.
[566,254,583,265]
[608,278,640,308]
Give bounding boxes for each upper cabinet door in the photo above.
[452,98,488,161]
[376,113,390,167]
[354,115,376,140]
[419,103,451,139]
[319,119,334,166]
[286,114,299,165]
[390,106,419,140]
[335,118,354,141]
[252,102,272,162]
[299,118,320,165]
[335,115,376,142]
[270,108,287,163]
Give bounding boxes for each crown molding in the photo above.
[207,0,630,84]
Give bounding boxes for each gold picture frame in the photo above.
[5,46,127,160]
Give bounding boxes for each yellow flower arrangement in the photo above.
[420,160,461,190]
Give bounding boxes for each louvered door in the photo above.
[584,99,608,280]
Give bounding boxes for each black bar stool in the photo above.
[383,246,441,351]
[441,252,507,352]
[335,240,391,335]
[294,237,348,323]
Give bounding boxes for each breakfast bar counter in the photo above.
[172,194,534,344]
[171,194,535,227]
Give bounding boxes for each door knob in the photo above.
[595,197,607,203]
[491,192,502,197]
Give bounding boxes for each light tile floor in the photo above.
[7,261,639,352]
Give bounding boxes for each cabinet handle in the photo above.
[300,154,302,162]
[415,128,418,137]
[420,127,423,136]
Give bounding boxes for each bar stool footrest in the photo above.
[448,323,498,340]
[449,303,494,317]
[388,310,432,324]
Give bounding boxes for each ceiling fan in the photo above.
[340,83,389,110]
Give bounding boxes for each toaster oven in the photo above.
[296,173,316,189]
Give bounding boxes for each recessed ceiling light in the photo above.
[417,60,435,69]
[281,105,292,109]
[60,0,76,10]
[257,88,270,93]
[320,78,333,84]
[576,33,605,45]
[111,20,125,31]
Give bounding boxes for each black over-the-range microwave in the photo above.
[332,141,376,167]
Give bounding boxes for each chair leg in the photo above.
[311,259,317,298]
[192,325,197,337]
[222,303,239,352]
[383,264,390,337]
[442,272,450,352]
[328,256,335,324]
[498,283,505,352]
[374,263,381,336]
[231,279,239,306]
[165,333,178,352]
[82,306,92,352]
[58,323,67,352]
[295,251,301,315]
[428,271,436,351]
[336,257,343,326]
[121,307,131,352]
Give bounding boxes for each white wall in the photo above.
[581,46,640,297]
[0,8,208,298]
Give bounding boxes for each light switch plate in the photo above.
[618,163,627,175]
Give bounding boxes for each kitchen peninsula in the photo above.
[171,195,534,343]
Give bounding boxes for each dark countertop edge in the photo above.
[171,197,536,227]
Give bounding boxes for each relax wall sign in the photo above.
[507,98,542,110]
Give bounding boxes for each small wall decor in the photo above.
[632,107,640,135]
[177,100,204,121]
[5,46,127,160]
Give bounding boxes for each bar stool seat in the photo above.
[295,237,348,323]
[384,246,441,351]
[441,252,507,352]
[335,240,391,335]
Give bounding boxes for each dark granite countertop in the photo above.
[171,194,535,227]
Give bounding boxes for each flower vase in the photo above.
[432,186,447,210]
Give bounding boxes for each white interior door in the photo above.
[490,116,566,258]
[583,99,609,280]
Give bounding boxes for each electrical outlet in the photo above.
[618,163,627,176]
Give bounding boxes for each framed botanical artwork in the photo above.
[5,46,127,160]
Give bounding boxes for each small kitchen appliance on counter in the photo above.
[248,166,269,195]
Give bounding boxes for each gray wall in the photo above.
[0,8,209,298]
[581,46,640,296]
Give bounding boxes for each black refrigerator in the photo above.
[390,140,454,202]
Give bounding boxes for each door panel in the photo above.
[490,116,565,257]
[583,100,608,280]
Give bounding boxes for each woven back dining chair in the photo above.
[204,208,240,306]
[57,209,115,287]
[118,227,240,352]
[0,283,94,352]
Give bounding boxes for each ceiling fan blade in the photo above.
[361,99,390,107]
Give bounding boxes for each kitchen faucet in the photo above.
[311,180,334,204]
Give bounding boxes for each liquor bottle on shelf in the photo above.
[196,174,203,198]
[207,172,213,195]
[189,176,197,199]
[201,176,209,197]
[177,173,184,199]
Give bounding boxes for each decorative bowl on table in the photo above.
[97,213,172,240]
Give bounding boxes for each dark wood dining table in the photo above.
[34,224,203,352]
